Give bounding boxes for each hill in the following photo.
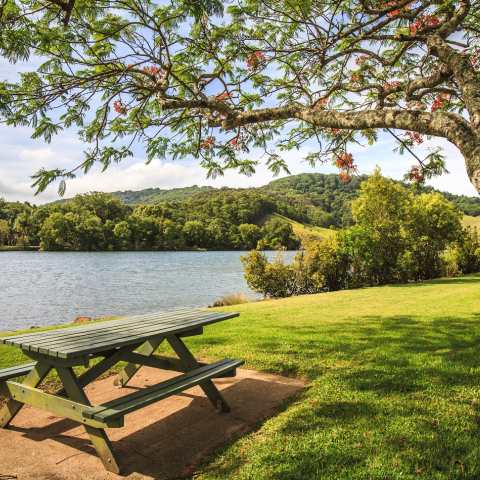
[43,173,480,229]
[112,173,480,228]
[111,185,215,204]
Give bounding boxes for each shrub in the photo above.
[241,247,323,297]
[220,291,255,305]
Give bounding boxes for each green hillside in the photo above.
[111,185,215,204]
[266,213,334,240]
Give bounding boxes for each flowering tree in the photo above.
[1,0,480,194]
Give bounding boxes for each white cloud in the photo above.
[1,124,478,203]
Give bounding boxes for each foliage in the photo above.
[241,248,323,298]
[45,172,480,227]
[242,171,473,296]
[2,172,479,251]
[0,190,306,251]
[449,227,480,275]
[2,0,480,193]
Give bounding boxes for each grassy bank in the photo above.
[183,274,480,479]
[2,276,480,478]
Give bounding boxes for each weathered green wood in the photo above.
[0,363,36,382]
[179,326,204,337]
[113,337,165,388]
[55,343,143,397]
[1,310,239,358]
[55,366,121,474]
[166,334,233,413]
[22,350,90,367]
[33,310,204,353]
[85,359,244,423]
[57,314,235,358]
[1,309,196,345]
[0,381,122,429]
[122,353,238,377]
[1,310,225,350]
[0,362,52,428]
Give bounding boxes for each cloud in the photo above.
[1,126,478,204]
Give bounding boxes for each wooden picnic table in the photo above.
[0,309,243,474]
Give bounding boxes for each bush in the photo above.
[241,170,470,299]
[451,228,480,275]
[240,247,323,297]
[220,291,255,305]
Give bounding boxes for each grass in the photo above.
[220,291,255,306]
[462,214,480,230]
[267,213,334,240]
[3,276,480,478]
[180,274,480,479]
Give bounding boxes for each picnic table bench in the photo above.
[0,309,243,474]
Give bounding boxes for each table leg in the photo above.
[0,362,51,428]
[113,337,165,388]
[55,366,121,474]
[166,334,232,413]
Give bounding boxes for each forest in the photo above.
[1,173,480,252]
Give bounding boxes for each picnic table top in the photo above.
[0,309,238,359]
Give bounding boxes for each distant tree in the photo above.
[183,220,207,248]
[238,223,262,250]
[0,219,9,246]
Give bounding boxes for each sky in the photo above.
[2,124,477,205]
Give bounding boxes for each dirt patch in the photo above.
[0,367,303,480]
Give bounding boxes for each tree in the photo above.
[404,191,463,279]
[349,168,411,284]
[2,1,480,194]
[238,223,262,250]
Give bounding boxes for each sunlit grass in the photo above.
[180,274,480,479]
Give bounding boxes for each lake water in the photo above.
[0,251,289,332]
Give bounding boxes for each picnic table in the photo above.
[0,309,243,474]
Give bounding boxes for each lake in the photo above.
[0,251,289,332]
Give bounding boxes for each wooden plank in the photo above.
[0,363,36,382]
[0,381,122,429]
[32,310,205,352]
[1,309,221,348]
[84,359,244,423]
[0,309,195,349]
[0,362,52,428]
[2,310,236,357]
[58,313,238,358]
[22,350,90,367]
[2,310,195,351]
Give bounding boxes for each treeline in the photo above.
[242,170,480,297]
[258,173,480,227]
[48,173,480,229]
[0,191,301,251]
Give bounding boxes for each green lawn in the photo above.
[2,276,480,478]
[187,275,480,479]
[267,213,334,240]
[462,214,480,231]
